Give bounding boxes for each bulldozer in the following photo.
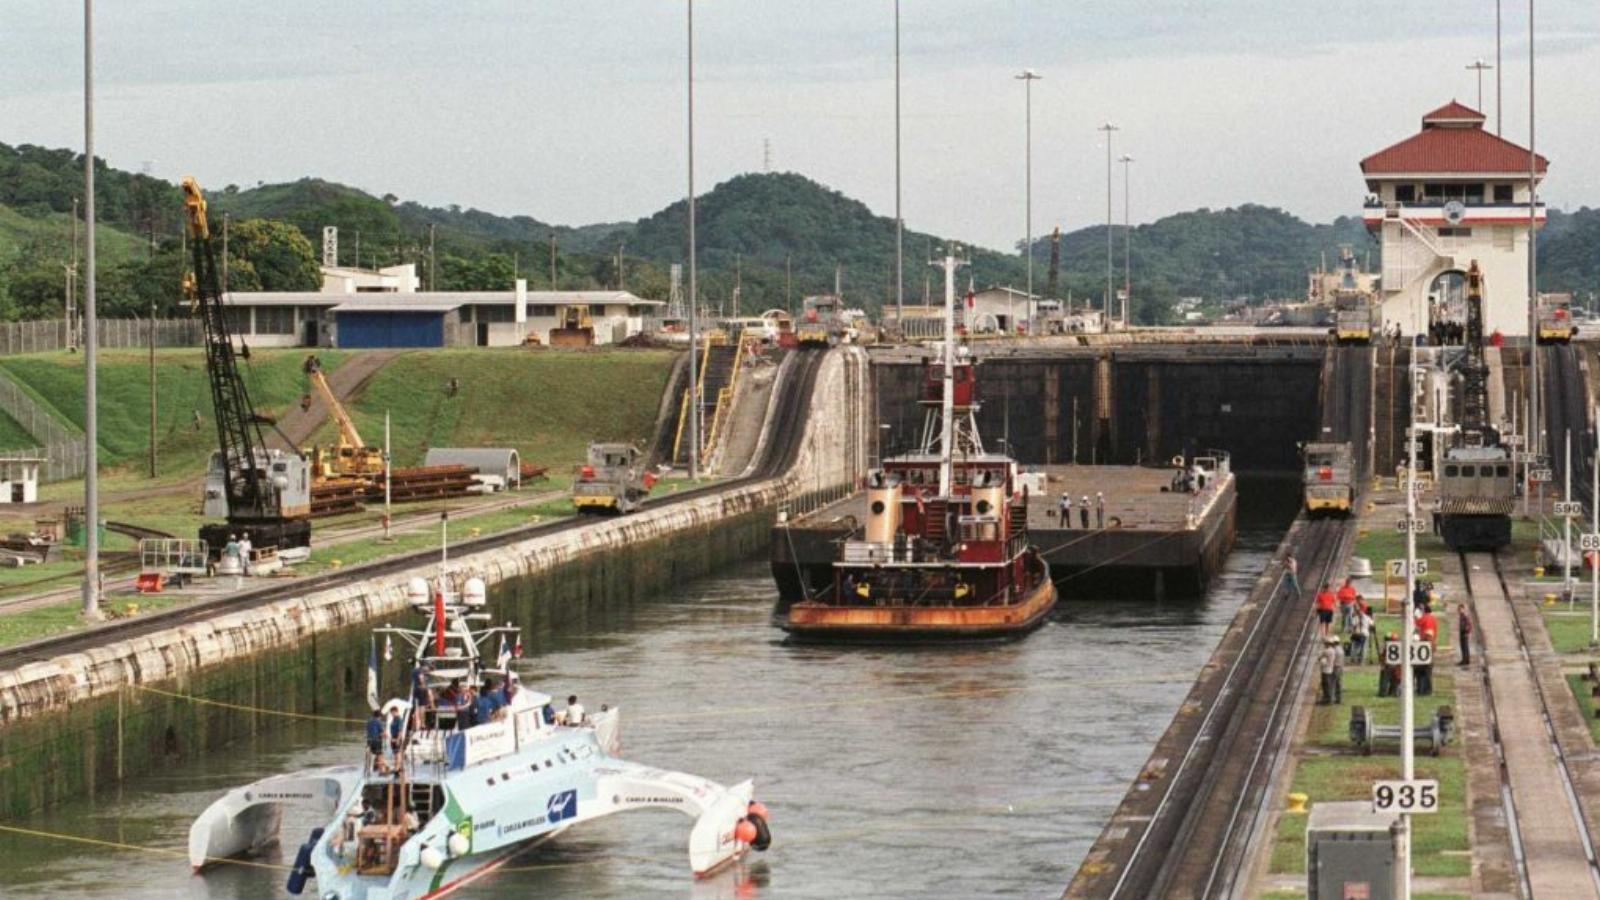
[302,355,385,483]
[548,304,595,348]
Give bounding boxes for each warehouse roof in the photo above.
[224,290,664,308]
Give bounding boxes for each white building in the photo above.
[1360,101,1548,336]
[223,265,661,348]
[0,457,42,504]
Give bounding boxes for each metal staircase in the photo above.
[671,335,756,470]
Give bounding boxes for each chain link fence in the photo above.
[0,318,201,356]
[0,372,86,481]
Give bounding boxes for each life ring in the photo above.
[1107,516,1122,529]
[748,812,772,851]
[1171,455,1185,467]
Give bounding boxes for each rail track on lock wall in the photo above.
[0,349,829,671]
[1083,346,1370,900]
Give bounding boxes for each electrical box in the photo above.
[1306,800,1398,900]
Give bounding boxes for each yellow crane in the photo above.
[302,355,385,482]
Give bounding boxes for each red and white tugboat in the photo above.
[783,254,1056,641]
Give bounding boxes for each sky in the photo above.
[2,1,1598,253]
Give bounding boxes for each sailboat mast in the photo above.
[940,255,957,497]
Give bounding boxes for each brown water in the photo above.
[0,494,1290,899]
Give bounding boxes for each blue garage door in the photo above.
[336,311,444,348]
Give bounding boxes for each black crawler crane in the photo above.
[182,178,313,558]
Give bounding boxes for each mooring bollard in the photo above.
[1287,792,1309,813]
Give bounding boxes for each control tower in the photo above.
[1360,101,1548,337]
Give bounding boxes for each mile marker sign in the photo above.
[1373,779,1440,814]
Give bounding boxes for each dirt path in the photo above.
[269,350,407,450]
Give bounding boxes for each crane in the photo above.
[303,355,385,482]
[182,177,312,558]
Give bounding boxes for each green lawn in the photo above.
[0,407,37,451]
[331,348,676,471]
[0,348,350,473]
[0,589,187,648]
[1543,608,1600,655]
[1565,674,1600,744]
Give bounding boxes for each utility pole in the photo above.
[1398,385,1420,900]
[148,297,156,478]
[785,253,793,316]
[1496,0,1504,134]
[1467,59,1493,112]
[221,213,229,294]
[68,196,78,351]
[354,229,361,270]
[1528,0,1539,457]
[1121,154,1134,325]
[1098,123,1120,328]
[549,233,557,290]
[1591,403,1598,647]
[617,242,625,291]
[427,223,436,291]
[1017,69,1042,333]
[686,0,700,480]
[733,252,742,314]
[82,0,100,620]
[894,0,904,334]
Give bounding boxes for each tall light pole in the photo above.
[686,0,700,480]
[81,0,100,620]
[1119,154,1134,326]
[1528,0,1539,457]
[1017,69,1042,334]
[1495,0,1504,134]
[894,0,904,333]
[1466,59,1492,112]
[1097,123,1120,328]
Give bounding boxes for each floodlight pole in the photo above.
[686,0,700,480]
[81,0,100,620]
[1399,384,1419,900]
[1017,70,1042,333]
[1098,123,1119,328]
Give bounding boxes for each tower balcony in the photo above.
[1361,199,1546,231]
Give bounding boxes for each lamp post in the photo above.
[1528,0,1539,458]
[1097,123,1120,328]
[1496,0,1504,134]
[1016,69,1042,334]
[82,0,100,620]
[1467,59,1493,112]
[686,0,700,480]
[1119,154,1134,326]
[894,0,904,333]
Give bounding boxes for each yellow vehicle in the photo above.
[1536,304,1578,345]
[302,355,385,483]
[796,295,841,347]
[571,443,656,514]
[1302,441,1354,515]
[549,304,595,347]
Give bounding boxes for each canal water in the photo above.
[1,483,1295,899]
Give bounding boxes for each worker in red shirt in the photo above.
[1415,602,1438,695]
[1314,582,1337,638]
[1336,578,1359,633]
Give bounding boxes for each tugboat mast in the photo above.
[935,251,965,497]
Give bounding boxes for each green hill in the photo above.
[328,348,675,474]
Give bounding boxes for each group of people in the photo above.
[1309,575,1475,706]
[1057,492,1107,529]
[220,533,253,576]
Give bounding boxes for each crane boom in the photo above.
[183,177,311,556]
[304,356,367,451]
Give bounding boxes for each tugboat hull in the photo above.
[783,575,1057,642]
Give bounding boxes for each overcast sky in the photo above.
[3,1,1597,252]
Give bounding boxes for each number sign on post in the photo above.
[1372,779,1440,814]
[1382,641,1433,667]
[1386,558,1428,579]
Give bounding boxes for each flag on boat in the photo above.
[433,588,447,657]
[497,634,512,671]
[383,634,393,662]
[513,633,523,659]
[366,636,379,711]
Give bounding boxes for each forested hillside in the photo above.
[2,138,1595,327]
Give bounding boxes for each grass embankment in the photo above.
[322,348,676,476]
[0,349,681,646]
[1268,610,1470,884]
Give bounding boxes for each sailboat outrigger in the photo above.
[190,566,771,899]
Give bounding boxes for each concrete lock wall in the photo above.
[0,348,869,817]
[872,349,1324,474]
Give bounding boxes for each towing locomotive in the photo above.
[1436,261,1514,551]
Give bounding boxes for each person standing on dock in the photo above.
[1058,492,1072,526]
[1078,495,1090,529]
[1095,492,1105,529]
[1349,600,1370,664]
[1314,583,1337,637]
[1336,578,1358,632]
[1317,636,1344,705]
[1457,603,1473,666]
[1284,554,1300,598]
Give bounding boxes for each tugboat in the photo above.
[189,569,771,898]
[781,253,1056,641]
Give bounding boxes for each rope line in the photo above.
[0,822,291,872]
[134,684,364,724]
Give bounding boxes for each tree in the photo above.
[229,218,320,291]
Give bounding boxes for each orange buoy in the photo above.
[734,819,758,844]
[747,801,770,821]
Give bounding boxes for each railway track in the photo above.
[1461,550,1600,896]
[0,349,827,671]
[1097,347,1372,899]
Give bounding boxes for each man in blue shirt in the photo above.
[476,677,502,723]
[365,709,387,773]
